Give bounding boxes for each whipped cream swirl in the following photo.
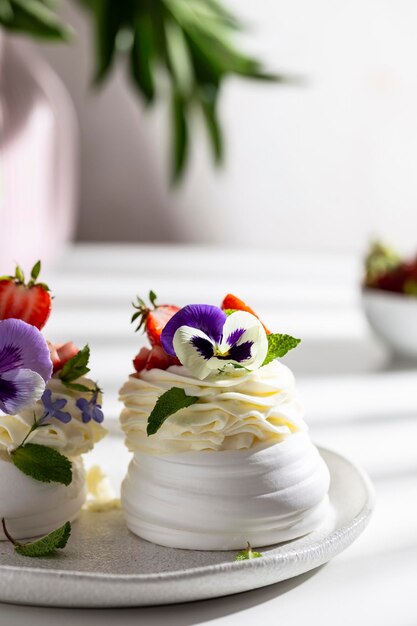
[0,375,106,457]
[120,361,306,453]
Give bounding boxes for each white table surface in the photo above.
[2,243,416,625]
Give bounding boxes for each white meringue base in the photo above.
[0,456,86,540]
[121,432,331,550]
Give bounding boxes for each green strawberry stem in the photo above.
[131,290,158,332]
[0,260,50,291]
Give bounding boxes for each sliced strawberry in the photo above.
[57,341,79,366]
[133,347,151,373]
[145,305,180,346]
[131,291,180,346]
[133,346,180,373]
[221,293,270,334]
[48,341,80,373]
[48,341,61,372]
[145,345,171,370]
[0,261,52,330]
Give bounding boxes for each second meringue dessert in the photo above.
[120,292,330,550]
[0,262,106,545]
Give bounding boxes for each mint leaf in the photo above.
[147,387,199,435]
[59,345,90,384]
[62,381,93,393]
[15,522,71,557]
[262,333,301,366]
[235,543,263,561]
[11,444,72,486]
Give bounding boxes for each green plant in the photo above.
[0,0,284,182]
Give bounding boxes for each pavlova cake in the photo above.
[120,292,330,550]
[0,262,106,555]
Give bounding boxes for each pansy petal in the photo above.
[162,305,226,356]
[0,319,52,382]
[173,326,214,380]
[0,368,45,414]
[220,311,268,368]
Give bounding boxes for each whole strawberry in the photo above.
[132,291,180,346]
[0,261,52,330]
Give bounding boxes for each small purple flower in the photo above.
[0,319,52,415]
[76,397,104,424]
[161,305,268,380]
[40,388,71,424]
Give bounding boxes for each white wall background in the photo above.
[34,0,417,251]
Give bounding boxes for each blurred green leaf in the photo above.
[129,10,155,103]
[200,88,223,164]
[0,0,72,40]
[171,90,188,183]
[92,0,128,83]
[0,0,13,23]
[1,0,287,182]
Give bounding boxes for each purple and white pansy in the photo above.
[0,319,52,414]
[161,305,268,380]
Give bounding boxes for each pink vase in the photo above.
[0,34,78,273]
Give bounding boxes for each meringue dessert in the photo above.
[0,262,106,544]
[120,293,330,550]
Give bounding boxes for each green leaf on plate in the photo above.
[235,542,262,561]
[15,521,71,557]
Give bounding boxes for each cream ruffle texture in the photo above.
[120,362,306,453]
[0,376,106,457]
[121,432,331,550]
[0,457,86,540]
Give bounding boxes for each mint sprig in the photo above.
[262,333,301,366]
[235,542,263,561]
[2,518,71,557]
[59,345,90,385]
[147,387,199,436]
[11,443,72,486]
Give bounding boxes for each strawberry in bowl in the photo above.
[363,242,417,358]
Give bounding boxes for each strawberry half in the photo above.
[131,291,180,346]
[49,341,80,374]
[221,293,271,334]
[133,345,180,373]
[0,261,52,330]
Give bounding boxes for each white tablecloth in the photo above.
[2,244,416,625]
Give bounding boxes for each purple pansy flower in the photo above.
[0,319,52,414]
[76,396,104,424]
[161,305,268,380]
[39,388,71,424]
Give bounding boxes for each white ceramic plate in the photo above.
[0,447,374,608]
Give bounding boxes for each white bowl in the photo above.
[362,287,417,358]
